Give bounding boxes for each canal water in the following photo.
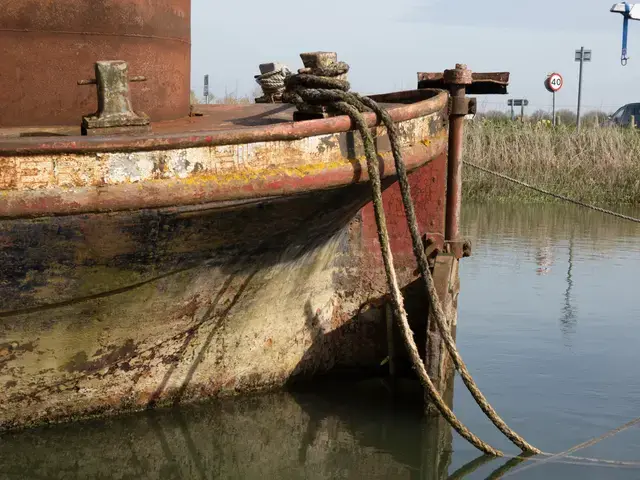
[1,203,639,479]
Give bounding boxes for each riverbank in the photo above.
[462,120,640,205]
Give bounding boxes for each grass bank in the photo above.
[462,120,640,205]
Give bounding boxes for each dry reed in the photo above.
[462,120,640,205]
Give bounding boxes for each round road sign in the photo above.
[545,73,563,93]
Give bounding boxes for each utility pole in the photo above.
[204,74,209,104]
[574,47,592,130]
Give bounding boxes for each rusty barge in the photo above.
[0,1,509,430]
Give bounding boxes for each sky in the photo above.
[191,0,640,114]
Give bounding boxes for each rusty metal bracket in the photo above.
[78,60,151,136]
[417,71,510,95]
[444,239,472,259]
[448,97,477,116]
[414,234,442,272]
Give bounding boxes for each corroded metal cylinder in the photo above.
[0,0,191,127]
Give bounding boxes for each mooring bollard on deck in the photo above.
[77,60,150,136]
[287,51,350,121]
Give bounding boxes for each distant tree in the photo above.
[529,109,551,122]
[215,93,252,105]
[477,110,511,124]
[190,89,256,105]
[582,111,609,127]
[251,86,263,99]
[555,109,577,126]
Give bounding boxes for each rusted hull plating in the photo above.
[0,105,452,430]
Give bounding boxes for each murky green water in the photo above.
[1,203,639,479]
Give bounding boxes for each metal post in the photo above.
[520,102,525,122]
[444,64,472,258]
[553,91,557,127]
[577,47,584,130]
[446,84,465,250]
[510,102,515,121]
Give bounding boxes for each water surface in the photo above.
[1,203,639,479]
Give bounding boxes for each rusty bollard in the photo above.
[78,60,150,136]
[291,51,349,121]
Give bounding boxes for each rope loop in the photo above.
[254,66,292,101]
[298,61,350,77]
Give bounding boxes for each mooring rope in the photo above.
[359,100,542,455]
[464,160,640,223]
[254,66,291,102]
[284,62,540,456]
[502,415,640,477]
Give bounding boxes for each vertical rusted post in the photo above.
[443,64,473,258]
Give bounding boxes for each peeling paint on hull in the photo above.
[0,97,451,431]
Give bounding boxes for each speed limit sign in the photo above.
[545,73,563,93]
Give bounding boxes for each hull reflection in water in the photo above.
[0,378,459,480]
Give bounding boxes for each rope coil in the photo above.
[255,66,292,102]
[284,61,541,457]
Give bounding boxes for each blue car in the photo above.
[607,103,640,127]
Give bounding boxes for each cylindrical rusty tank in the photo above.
[0,0,191,127]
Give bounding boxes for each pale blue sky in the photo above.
[191,0,640,113]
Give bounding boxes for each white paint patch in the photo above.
[167,150,192,179]
[105,152,155,184]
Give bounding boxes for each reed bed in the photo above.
[462,120,640,205]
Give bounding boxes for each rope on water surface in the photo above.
[502,415,640,477]
[464,160,640,224]
[284,62,540,457]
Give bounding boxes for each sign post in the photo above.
[544,73,564,126]
[574,47,591,130]
[204,74,210,104]
[507,99,529,121]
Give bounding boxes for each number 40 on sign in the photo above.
[544,73,563,127]
[545,73,563,93]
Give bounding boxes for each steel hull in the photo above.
[0,92,451,430]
